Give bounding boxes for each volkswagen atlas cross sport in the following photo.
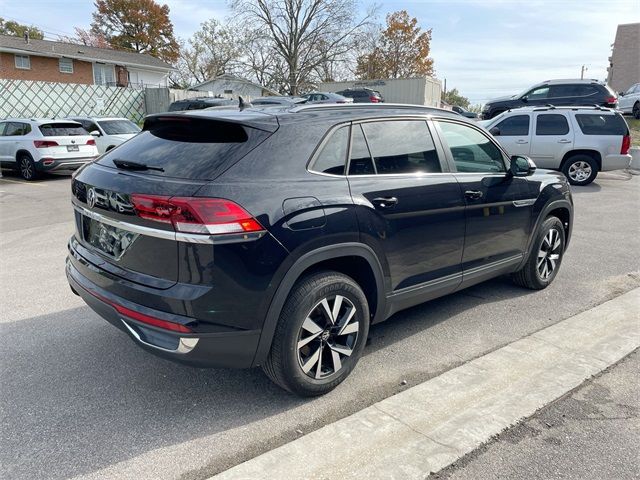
[66,104,573,396]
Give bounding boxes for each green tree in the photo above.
[356,10,434,80]
[0,18,44,39]
[90,0,179,62]
[444,88,470,109]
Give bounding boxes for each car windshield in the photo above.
[39,123,88,136]
[97,119,141,135]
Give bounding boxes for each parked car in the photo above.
[481,79,618,120]
[67,104,573,396]
[250,96,307,106]
[168,97,236,111]
[303,92,353,104]
[68,117,141,154]
[618,83,640,119]
[481,106,631,185]
[335,88,384,103]
[452,105,478,119]
[0,119,98,180]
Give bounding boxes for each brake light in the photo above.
[130,195,263,235]
[369,96,380,103]
[605,95,617,105]
[34,140,59,148]
[621,134,631,155]
[86,139,96,145]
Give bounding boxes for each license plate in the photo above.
[81,215,138,260]
[67,145,79,152]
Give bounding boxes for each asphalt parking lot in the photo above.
[1,170,639,480]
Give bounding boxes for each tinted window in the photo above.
[0,122,6,136]
[575,114,628,135]
[98,119,141,135]
[362,120,441,174]
[536,114,570,135]
[574,85,599,96]
[97,117,273,180]
[495,115,530,136]
[5,122,31,136]
[348,125,375,175]
[39,123,87,136]
[527,86,549,100]
[311,126,349,175]
[439,122,505,173]
[549,85,580,97]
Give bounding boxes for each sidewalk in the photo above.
[212,288,640,479]
[434,349,639,480]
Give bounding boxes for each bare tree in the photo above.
[231,0,376,95]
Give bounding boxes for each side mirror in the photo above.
[510,155,536,177]
[489,126,500,136]
[618,91,625,96]
[90,130,101,137]
[521,96,528,102]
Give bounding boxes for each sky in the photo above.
[1,0,638,104]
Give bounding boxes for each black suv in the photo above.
[167,97,236,111]
[66,105,573,396]
[336,88,384,103]
[482,79,618,119]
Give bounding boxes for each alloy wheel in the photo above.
[537,228,562,280]
[20,157,33,180]
[567,161,592,183]
[297,294,359,380]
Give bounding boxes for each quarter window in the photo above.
[536,114,570,135]
[311,126,349,175]
[494,115,530,136]
[438,121,506,173]
[361,120,441,174]
[4,122,30,136]
[575,114,628,135]
[59,58,73,73]
[348,125,375,175]
[15,54,30,69]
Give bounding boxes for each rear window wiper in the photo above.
[112,159,165,172]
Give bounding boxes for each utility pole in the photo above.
[580,65,587,80]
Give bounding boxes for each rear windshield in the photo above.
[575,114,628,135]
[39,123,88,136]
[98,119,141,135]
[96,117,273,180]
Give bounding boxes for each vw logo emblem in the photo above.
[71,139,76,144]
[87,188,97,208]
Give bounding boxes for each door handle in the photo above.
[372,197,398,209]
[557,139,572,143]
[515,140,529,144]
[465,190,483,200]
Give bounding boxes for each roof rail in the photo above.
[289,103,446,114]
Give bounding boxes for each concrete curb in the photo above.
[212,288,640,480]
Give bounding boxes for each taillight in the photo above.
[34,140,59,148]
[130,195,263,235]
[621,134,631,155]
[369,96,380,103]
[605,95,617,105]
[86,139,96,145]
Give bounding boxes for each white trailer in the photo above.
[318,77,442,106]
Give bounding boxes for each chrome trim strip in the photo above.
[73,204,266,245]
[121,320,199,354]
[513,199,537,207]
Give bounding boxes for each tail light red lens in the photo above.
[621,134,631,155]
[130,195,263,235]
[605,96,617,104]
[34,140,59,148]
[86,139,96,145]
[369,97,380,103]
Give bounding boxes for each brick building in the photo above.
[0,34,172,87]
[606,23,640,93]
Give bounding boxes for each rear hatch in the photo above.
[37,122,97,159]
[71,113,278,288]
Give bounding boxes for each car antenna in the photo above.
[238,96,253,111]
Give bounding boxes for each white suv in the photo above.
[618,83,640,119]
[480,106,631,185]
[67,117,141,154]
[0,119,99,180]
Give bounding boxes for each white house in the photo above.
[191,74,280,99]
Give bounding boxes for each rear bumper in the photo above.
[602,154,631,171]
[38,157,95,172]
[66,258,261,368]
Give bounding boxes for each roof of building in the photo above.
[0,34,172,71]
[191,74,281,96]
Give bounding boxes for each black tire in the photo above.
[512,216,565,290]
[561,154,598,186]
[263,271,370,396]
[633,102,640,120]
[18,154,39,181]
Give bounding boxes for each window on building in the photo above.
[93,63,115,86]
[15,55,30,70]
[59,58,73,74]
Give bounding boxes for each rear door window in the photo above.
[39,123,88,136]
[96,116,274,180]
[361,120,442,174]
[536,114,570,135]
[495,115,530,136]
[311,126,349,175]
[348,125,375,175]
[575,114,628,135]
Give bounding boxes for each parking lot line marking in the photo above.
[0,179,47,187]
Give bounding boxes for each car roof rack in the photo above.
[289,103,445,114]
